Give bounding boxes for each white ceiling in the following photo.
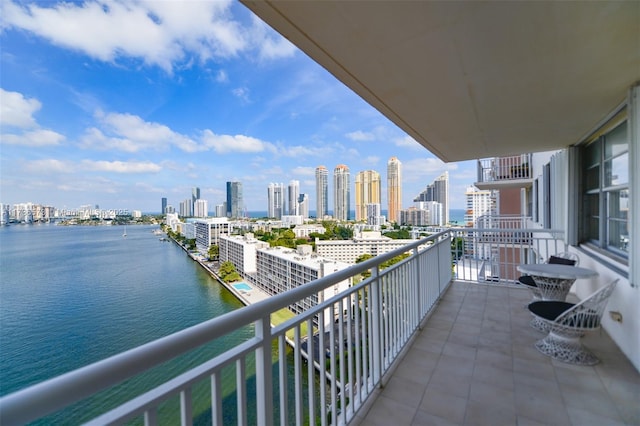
[241,1,640,162]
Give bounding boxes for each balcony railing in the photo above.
[477,154,532,184]
[0,226,569,424]
[451,227,566,283]
[0,232,453,425]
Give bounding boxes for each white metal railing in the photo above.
[0,232,452,425]
[450,227,566,283]
[477,154,532,183]
[475,214,532,230]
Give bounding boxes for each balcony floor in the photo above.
[352,281,640,426]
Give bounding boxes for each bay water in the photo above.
[0,224,267,424]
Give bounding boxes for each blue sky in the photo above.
[0,0,476,213]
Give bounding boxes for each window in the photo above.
[581,120,629,259]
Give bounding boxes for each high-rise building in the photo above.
[267,183,286,219]
[334,165,350,221]
[366,203,383,226]
[180,199,193,217]
[464,186,497,227]
[315,166,329,219]
[288,180,300,216]
[387,157,402,223]
[215,204,225,218]
[161,197,167,215]
[414,171,449,224]
[298,193,309,219]
[226,181,243,218]
[192,187,200,212]
[354,170,381,221]
[194,199,208,218]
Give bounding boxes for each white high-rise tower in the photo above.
[315,166,329,219]
[334,165,350,221]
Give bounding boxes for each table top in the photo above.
[517,263,599,279]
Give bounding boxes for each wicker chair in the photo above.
[527,279,618,365]
[518,252,579,300]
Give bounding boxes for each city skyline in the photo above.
[1,1,476,213]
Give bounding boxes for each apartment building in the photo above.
[254,245,352,325]
[194,217,231,253]
[315,231,414,263]
[219,233,269,278]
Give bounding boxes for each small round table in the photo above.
[517,264,598,301]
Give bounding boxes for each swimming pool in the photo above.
[232,282,252,291]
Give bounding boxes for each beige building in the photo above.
[354,170,381,221]
[387,157,402,223]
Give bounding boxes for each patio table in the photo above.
[517,264,598,302]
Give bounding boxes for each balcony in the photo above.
[475,155,533,190]
[1,230,638,425]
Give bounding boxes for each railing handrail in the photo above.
[0,231,450,424]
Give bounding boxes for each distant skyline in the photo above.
[0,1,475,213]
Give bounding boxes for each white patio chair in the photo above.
[527,279,618,365]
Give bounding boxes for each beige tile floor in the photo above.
[352,281,640,426]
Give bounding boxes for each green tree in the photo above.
[208,244,219,260]
[219,261,236,277]
[223,271,241,283]
[355,253,374,278]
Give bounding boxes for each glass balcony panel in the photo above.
[608,218,629,253]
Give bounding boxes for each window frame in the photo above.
[579,116,629,264]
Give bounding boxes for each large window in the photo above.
[581,120,629,260]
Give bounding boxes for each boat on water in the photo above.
[123,226,127,237]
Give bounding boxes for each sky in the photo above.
[0,0,477,214]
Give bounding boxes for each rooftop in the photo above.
[352,281,639,425]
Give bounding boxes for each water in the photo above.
[0,224,254,423]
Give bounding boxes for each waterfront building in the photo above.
[165,205,175,214]
[219,233,269,278]
[255,244,352,326]
[315,230,415,263]
[226,181,243,218]
[298,193,309,219]
[194,199,208,218]
[161,197,167,215]
[0,204,9,225]
[400,201,443,226]
[387,157,402,223]
[287,180,300,216]
[464,186,497,227]
[194,218,231,253]
[315,165,329,219]
[267,183,285,219]
[414,171,449,224]
[354,170,381,222]
[333,165,350,221]
[165,212,180,231]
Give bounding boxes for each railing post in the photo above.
[414,246,422,324]
[255,317,273,426]
[370,265,383,385]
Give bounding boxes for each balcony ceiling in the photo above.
[241,1,639,162]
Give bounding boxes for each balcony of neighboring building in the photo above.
[475,154,534,190]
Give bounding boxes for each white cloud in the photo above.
[0,88,41,128]
[248,15,296,61]
[81,160,162,173]
[1,129,65,146]
[25,158,162,174]
[216,69,229,83]
[394,135,422,150]
[232,87,251,103]
[291,166,315,176]
[201,130,274,154]
[345,130,375,142]
[402,157,458,182]
[1,0,293,73]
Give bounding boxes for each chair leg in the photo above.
[535,330,599,365]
